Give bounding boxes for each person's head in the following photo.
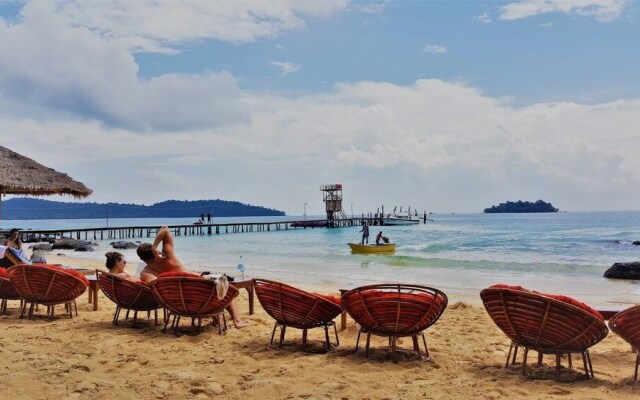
[105,251,126,273]
[136,243,155,263]
[8,228,19,239]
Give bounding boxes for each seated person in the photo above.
[5,228,22,250]
[137,226,248,328]
[105,251,142,283]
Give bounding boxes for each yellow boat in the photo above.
[348,243,396,253]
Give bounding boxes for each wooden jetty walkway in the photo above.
[5,217,386,242]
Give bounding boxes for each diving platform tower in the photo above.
[320,184,347,224]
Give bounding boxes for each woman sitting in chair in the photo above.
[105,252,142,283]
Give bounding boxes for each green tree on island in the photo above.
[484,200,559,213]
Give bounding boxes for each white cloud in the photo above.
[499,0,627,22]
[474,12,492,23]
[0,2,248,131]
[357,3,386,15]
[423,44,448,54]
[539,21,554,26]
[3,78,639,212]
[53,0,349,52]
[269,61,302,76]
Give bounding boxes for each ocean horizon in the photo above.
[4,211,640,308]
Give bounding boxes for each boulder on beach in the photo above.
[29,243,53,252]
[603,262,640,280]
[52,239,97,251]
[110,241,139,249]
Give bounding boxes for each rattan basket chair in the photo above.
[341,283,448,362]
[96,270,162,327]
[609,305,640,382]
[8,263,88,321]
[253,278,343,351]
[151,274,239,335]
[0,267,22,314]
[480,287,609,380]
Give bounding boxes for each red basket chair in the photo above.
[0,267,22,314]
[480,287,609,381]
[341,283,448,362]
[151,272,239,335]
[96,270,162,327]
[253,279,343,351]
[8,264,88,321]
[609,305,640,382]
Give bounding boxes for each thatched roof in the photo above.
[0,146,92,198]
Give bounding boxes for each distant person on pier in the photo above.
[137,226,247,328]
[105,251,142,283]
[360,223,370,245]
[207,213,212,223]
[200,212,205,222]
[5,228,22,250]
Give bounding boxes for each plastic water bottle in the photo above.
[236,255,245,281]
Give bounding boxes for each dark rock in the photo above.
[604,262,640,279]
[110,241,139,250]
[633,241,640,245]
[75,245,94,252]
[29,243,53,252]
[52,239,94,250]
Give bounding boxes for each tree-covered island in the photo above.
[484,200,559,213]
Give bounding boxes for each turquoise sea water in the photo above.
[4,212,640,307]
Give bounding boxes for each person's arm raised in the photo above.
[154,226,175,257]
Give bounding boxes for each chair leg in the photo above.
[582,352,590,378]
[355,329,362,354]
[173,316,181,336]
[278,325,287,349]
[113,306,121,325]
[324,326,331,350]
[269,322,278,346]
[133,311,138,328]
[28,303,36,320]
[412,335,421,360]
[0,299,6,314]
[19,302,28,319]
[162,313,171,333]
[521,348,529,376]
[422,334,430,360]
[555,353,561,381]
[333,322,340,347]
[537,352,543,366]
[586,350,594,378]
[125,309,130,320]
[154,309,158,326]
[512,345,519,366]
[391,336,398,364]
[634,350,639,382]
[302,329,308,351]
[568,353,573,370]
[74,300,78,317]
[505,343,514,368]
[365,333,371,358]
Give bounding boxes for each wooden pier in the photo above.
[4,217,386,242]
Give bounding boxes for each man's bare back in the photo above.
[137,226,186,283]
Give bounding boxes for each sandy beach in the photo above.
[1,254,639,400]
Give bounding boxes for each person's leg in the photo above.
[227,299,248,328]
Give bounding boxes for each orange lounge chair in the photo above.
[609,305,640,382]
[480,286,608,380]
[8,263,88,321]
[253,278,343,351]
[151,272,239,335]
[341,283,448,362]
[96,270,161,327]
[0,267,22,314]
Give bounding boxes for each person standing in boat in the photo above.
[360,223,370,245]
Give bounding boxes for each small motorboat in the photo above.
[348,243,396,253]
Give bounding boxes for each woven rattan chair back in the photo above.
[8,264,88,320]
[151,276,238,335]
[480,287,609,380]
[253,278,343,351]
[97,270,160,327]
[341,283,448,362]
[609,305,640,381]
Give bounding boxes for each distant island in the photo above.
[1,198,285,220]
[484,200,559,213]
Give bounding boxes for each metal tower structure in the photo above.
[320,184,347,222]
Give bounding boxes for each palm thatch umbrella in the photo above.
[0,146,92,220]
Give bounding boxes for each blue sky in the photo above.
[0,0,639,215]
